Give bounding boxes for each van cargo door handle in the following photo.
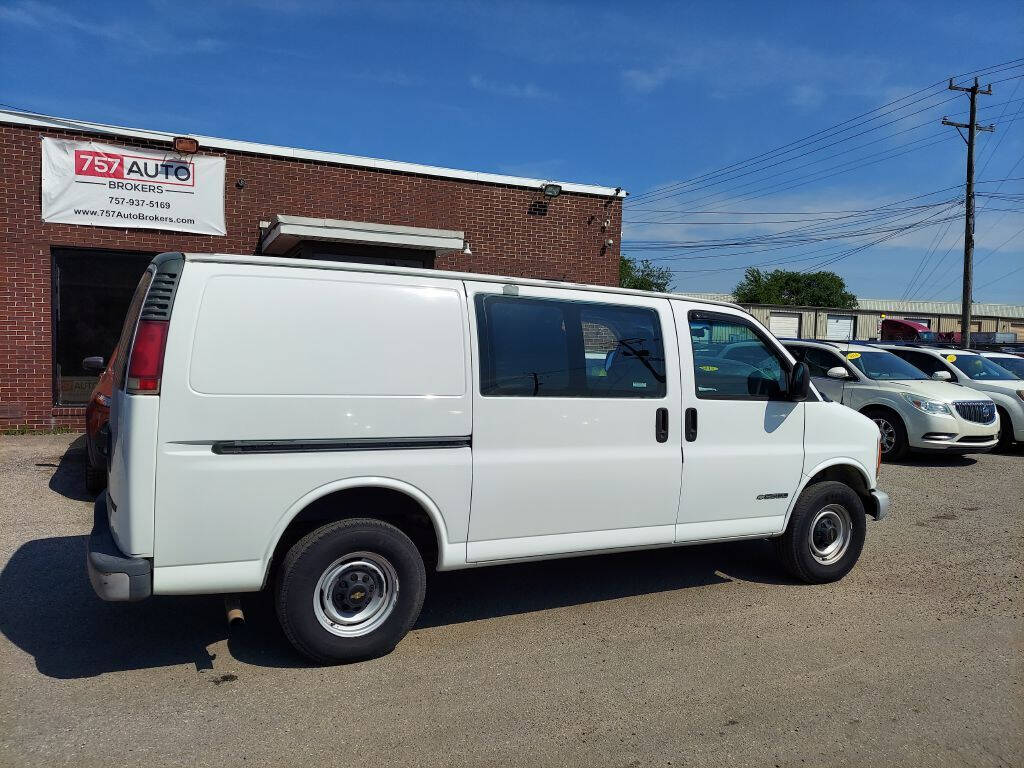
[655,407,669,443]
[684,408,698,442]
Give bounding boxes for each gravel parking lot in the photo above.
[0,433,1021,767]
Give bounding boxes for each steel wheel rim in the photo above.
[873,417,896,454]
[808,504,852,565]
[313,551,399,638]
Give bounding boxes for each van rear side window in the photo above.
[475,294,666,398]
[189,275,466,396]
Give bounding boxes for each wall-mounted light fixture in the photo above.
[173,136,199,153]
[462,241,472,255]
[541,183,562,198]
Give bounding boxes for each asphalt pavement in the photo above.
[0,433,1021,767]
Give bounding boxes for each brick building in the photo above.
[0,109,625,429]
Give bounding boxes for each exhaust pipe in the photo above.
[224,595,245,626]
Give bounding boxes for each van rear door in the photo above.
[106,253,183,557]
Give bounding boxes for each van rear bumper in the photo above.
[87,493,152,602]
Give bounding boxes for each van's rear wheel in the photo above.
[775,481,866,583]
[275,518,426,663]
[85,461,106,496]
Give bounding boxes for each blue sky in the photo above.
[1,0,1022,303]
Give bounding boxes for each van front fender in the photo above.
[783,457,877,530]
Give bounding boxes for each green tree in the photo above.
[733,268,857,308]
[619,255,673,292]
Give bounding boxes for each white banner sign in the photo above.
[41,137,226,235]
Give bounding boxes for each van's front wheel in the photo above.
[775,481,866,583]
[275,518,426,663]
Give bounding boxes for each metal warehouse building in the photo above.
[688,293,1024,341]
[0,109,625,430]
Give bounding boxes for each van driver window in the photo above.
[476,295,666,398]
[688,315,789,399]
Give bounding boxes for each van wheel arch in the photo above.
[800,464,873,521]
[266,485,442,588]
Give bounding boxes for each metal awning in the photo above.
[260,214,466,255]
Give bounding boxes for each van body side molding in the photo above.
[212,436,472,455]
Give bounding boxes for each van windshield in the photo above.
[947,353,1020,381]
[846,351,928,380]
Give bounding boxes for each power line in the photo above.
[628,94,1023,217]
[651,206,960,274]
[626,57,1024,205]
[929,223,1024,297]
[975,261,1024,292]
[629,94,963,211]
[633,112,1024,218]
[626,201,960,252]
[914,152,1024,297]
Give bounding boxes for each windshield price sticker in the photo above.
[946,354,957,362]
[845,352,861,360]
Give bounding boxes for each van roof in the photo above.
[182,252,744,310]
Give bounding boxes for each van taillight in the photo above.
[126,320,169,394]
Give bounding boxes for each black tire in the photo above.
[85,460,107,496]
[995,407,1015,450]
[275,518,426,664]
[864,407,909,461]
[775,481,867,584]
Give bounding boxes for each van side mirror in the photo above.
[789,362,810,401]
[826,366,849,379]
[82,356,105,372]
[931,370,952,381]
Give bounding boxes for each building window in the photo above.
[475,295,666,398]
[52,248,154,405]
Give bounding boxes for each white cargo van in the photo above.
[88,252,888,662]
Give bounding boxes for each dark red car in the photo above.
[82,345,120,495]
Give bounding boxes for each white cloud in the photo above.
[469,75,556,101]
[0,1,225,56]
[788,84,826,109]
[622,65,673,94]
[619,39,889,106]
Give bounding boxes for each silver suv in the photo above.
[782,341,999,460]
[880,344,1024,449]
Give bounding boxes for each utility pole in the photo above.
[942,77,993,349]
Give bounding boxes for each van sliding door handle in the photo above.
[684,408,698,442]
[655,408,669,443]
